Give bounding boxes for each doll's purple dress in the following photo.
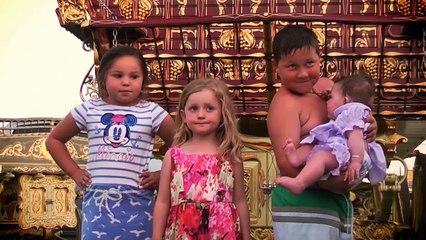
[301,102,387,184]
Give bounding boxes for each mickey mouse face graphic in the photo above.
[101,113,137,148]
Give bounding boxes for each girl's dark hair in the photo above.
[335,72,375,107]
[272,24,320,62]
[96,45,148,99]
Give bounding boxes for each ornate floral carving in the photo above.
[18,175,77,229]
[58,0,89,25]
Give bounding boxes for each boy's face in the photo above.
[274,47,321,94]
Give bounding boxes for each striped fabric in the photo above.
[71,99,168,188]
[272,185,353,240]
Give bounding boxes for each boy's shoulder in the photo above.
[269,88,303,117]
[272,88,304,104]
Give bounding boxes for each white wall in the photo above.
[0,1,93,118]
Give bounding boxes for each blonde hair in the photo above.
[174,78,242,163]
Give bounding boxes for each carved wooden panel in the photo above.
[242,143,276,239]
[18,175,77,229]
[55,0,426,119]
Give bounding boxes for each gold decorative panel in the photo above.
[242,141,276,228]
[57,0,426,118]
[0,118,88,174]
[18,175,77,229]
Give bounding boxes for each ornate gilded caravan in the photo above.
[1,0,426,239]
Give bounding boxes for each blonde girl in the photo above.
[152,78,250,240]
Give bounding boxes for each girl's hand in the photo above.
[71,169,91,190]
[139,171,161,190]
[364,113,377,142]
[344,162,361,184]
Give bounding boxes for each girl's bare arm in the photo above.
[152,150,172,240]
[156,114,176,147]
[233,161,250,240]
[46,113,86,179]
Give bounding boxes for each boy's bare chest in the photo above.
[299,95,327,136]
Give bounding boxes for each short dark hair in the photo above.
[335,72,375,107]
[272,25,320,62]
[97,45,148,99]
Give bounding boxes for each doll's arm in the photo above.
[344,128,365,184]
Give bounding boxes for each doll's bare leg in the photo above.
[276,150,338,195]
[283,139,304,167]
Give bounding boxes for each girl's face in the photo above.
[326,82,347,119]
[104,56,143,106]
[181,89,222,137]
[275,47,321,94]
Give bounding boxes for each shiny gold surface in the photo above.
[353,220,398,240]
[18,175,77,229]
[57,0,90,25]
[376,119,408,157]
[242,141,275,240]
[0,118,88,174]
[19,175,77,229]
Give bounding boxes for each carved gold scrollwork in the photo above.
[113,0,153,20]
[181,33,193,50]
[0,139,52,161]
[396,0,411,15]
[217,28,256,80]
[114,0,132,19]
[376,119,408,156]
[250,227,274,240]
[250,0,261,14]
[138,0,154,20]
[243,158,265,223]
[312,28,326,50]
[0,138,87,163]
[383,58,397,79]
[363,57,379,80]
[322,59,338,80]
[18,175,77,229]
[58,0,89,25]
[241,59,253,80]
[240,29,255,50]
[221,59,235,80]
[253,60,266,81]
[149,61,163,80]
[354,220,397,240]
[355,31,370,48]
[218,28,255,50]
[320,0,331,14]
[170,60,185,80]
[286,0,297,13]
[360,0,371,14]
[218,29,235,50]
[177,0,188,16]
[217,0,228,15]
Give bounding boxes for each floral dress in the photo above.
[165,146,241,240]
